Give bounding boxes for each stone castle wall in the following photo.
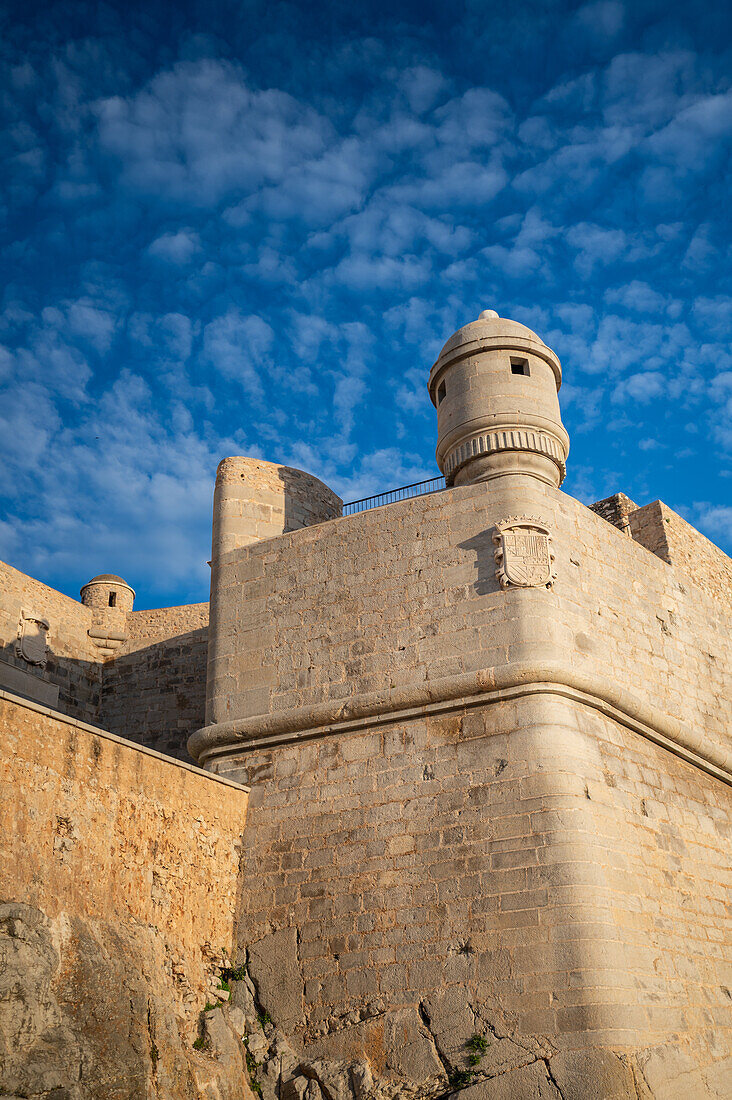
[213,697,731,1098]
[0,689,250,1099]
[0,559,100,720]
[212,456,342,563]
[201,481,731,771]
[589,492,638,534]
[101,603,209,761]
[630,499,732,605]
[198,477,732,1097]
[0,559,210,761]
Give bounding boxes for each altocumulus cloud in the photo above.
[1,0,731,606]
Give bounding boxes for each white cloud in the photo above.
[201,309,272,394]
[148,228,202,263]
[604,281,681,316]
[95,59,331,205]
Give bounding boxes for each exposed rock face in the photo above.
[0,902,243,1100]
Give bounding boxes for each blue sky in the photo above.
[1,0,731,609]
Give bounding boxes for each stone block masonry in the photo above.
[630,499,732,605]
[101,602,210,761]
[589,492,638,535]
[0,559,101,720]
[198,466,732,1098]
[211,695,731,1098]
[0,689,250,1098]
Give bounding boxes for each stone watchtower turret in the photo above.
[428,308,569,487]
[80,574,135,656]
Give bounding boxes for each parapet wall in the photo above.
[0,690,250,1098]
[630,499,732,605]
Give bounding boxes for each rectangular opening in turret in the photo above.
[511,358,529,376]
[437,380,447,404]
[108,592,116,607]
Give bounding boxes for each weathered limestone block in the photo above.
[632,1043,732,1100]
[0,903,82,1100]
[198,1008,255,1100]
[382,1008,445,1086]
[549,1049,635,1099]
[248,927,305,1031]
[452,1061,561,1099]
[420,988,476,1067]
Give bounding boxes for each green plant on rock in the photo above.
[448,1068,474,1089]
[221,961,248,983]
[243,1037,263,1097]
[217,979,231,993]
[203,1002,218,1013]
[193,1036,209,1052]
[257,1010,272,1029]
[465,1034,488,1056]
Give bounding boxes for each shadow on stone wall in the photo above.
[0,638,101,722]
[458,530,502,596]
[0,627,207,764]
[100,626,208,762]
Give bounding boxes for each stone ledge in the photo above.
[189,661,732,787]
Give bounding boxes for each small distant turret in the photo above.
[80,574,135,613]
[428,309,569,487]
[80,575,135,655]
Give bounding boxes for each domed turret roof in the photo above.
[80,574,136,599]
[430,309,561,393]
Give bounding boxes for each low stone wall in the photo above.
[589,492,638,534]
[101,603,209,760]
[0,690,250,1098]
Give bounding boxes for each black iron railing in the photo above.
[342,476,446,516]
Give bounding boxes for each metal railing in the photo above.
[342,476,446,516]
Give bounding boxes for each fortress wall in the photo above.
[630,500,732,606]
[202,478,731,1093]
[205,480,731,767]
[0,689,249,1097]
[206,484,514,728]
[100,603,209,761]
[213,694,730,1095]
[0,559,100,721]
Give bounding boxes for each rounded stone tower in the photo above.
[428,309,569,487]
[211,457,342,565]
[80,574,135,613]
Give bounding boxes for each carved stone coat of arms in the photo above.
[493,518,556,590]
[16,609,50,667]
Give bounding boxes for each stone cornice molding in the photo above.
[189,661,732,786]
[443,427,567,485]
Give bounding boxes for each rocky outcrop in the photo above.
[3,906,731,1099]
[0,902,245,1100]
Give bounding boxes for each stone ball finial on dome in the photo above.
[428,309,569,487]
